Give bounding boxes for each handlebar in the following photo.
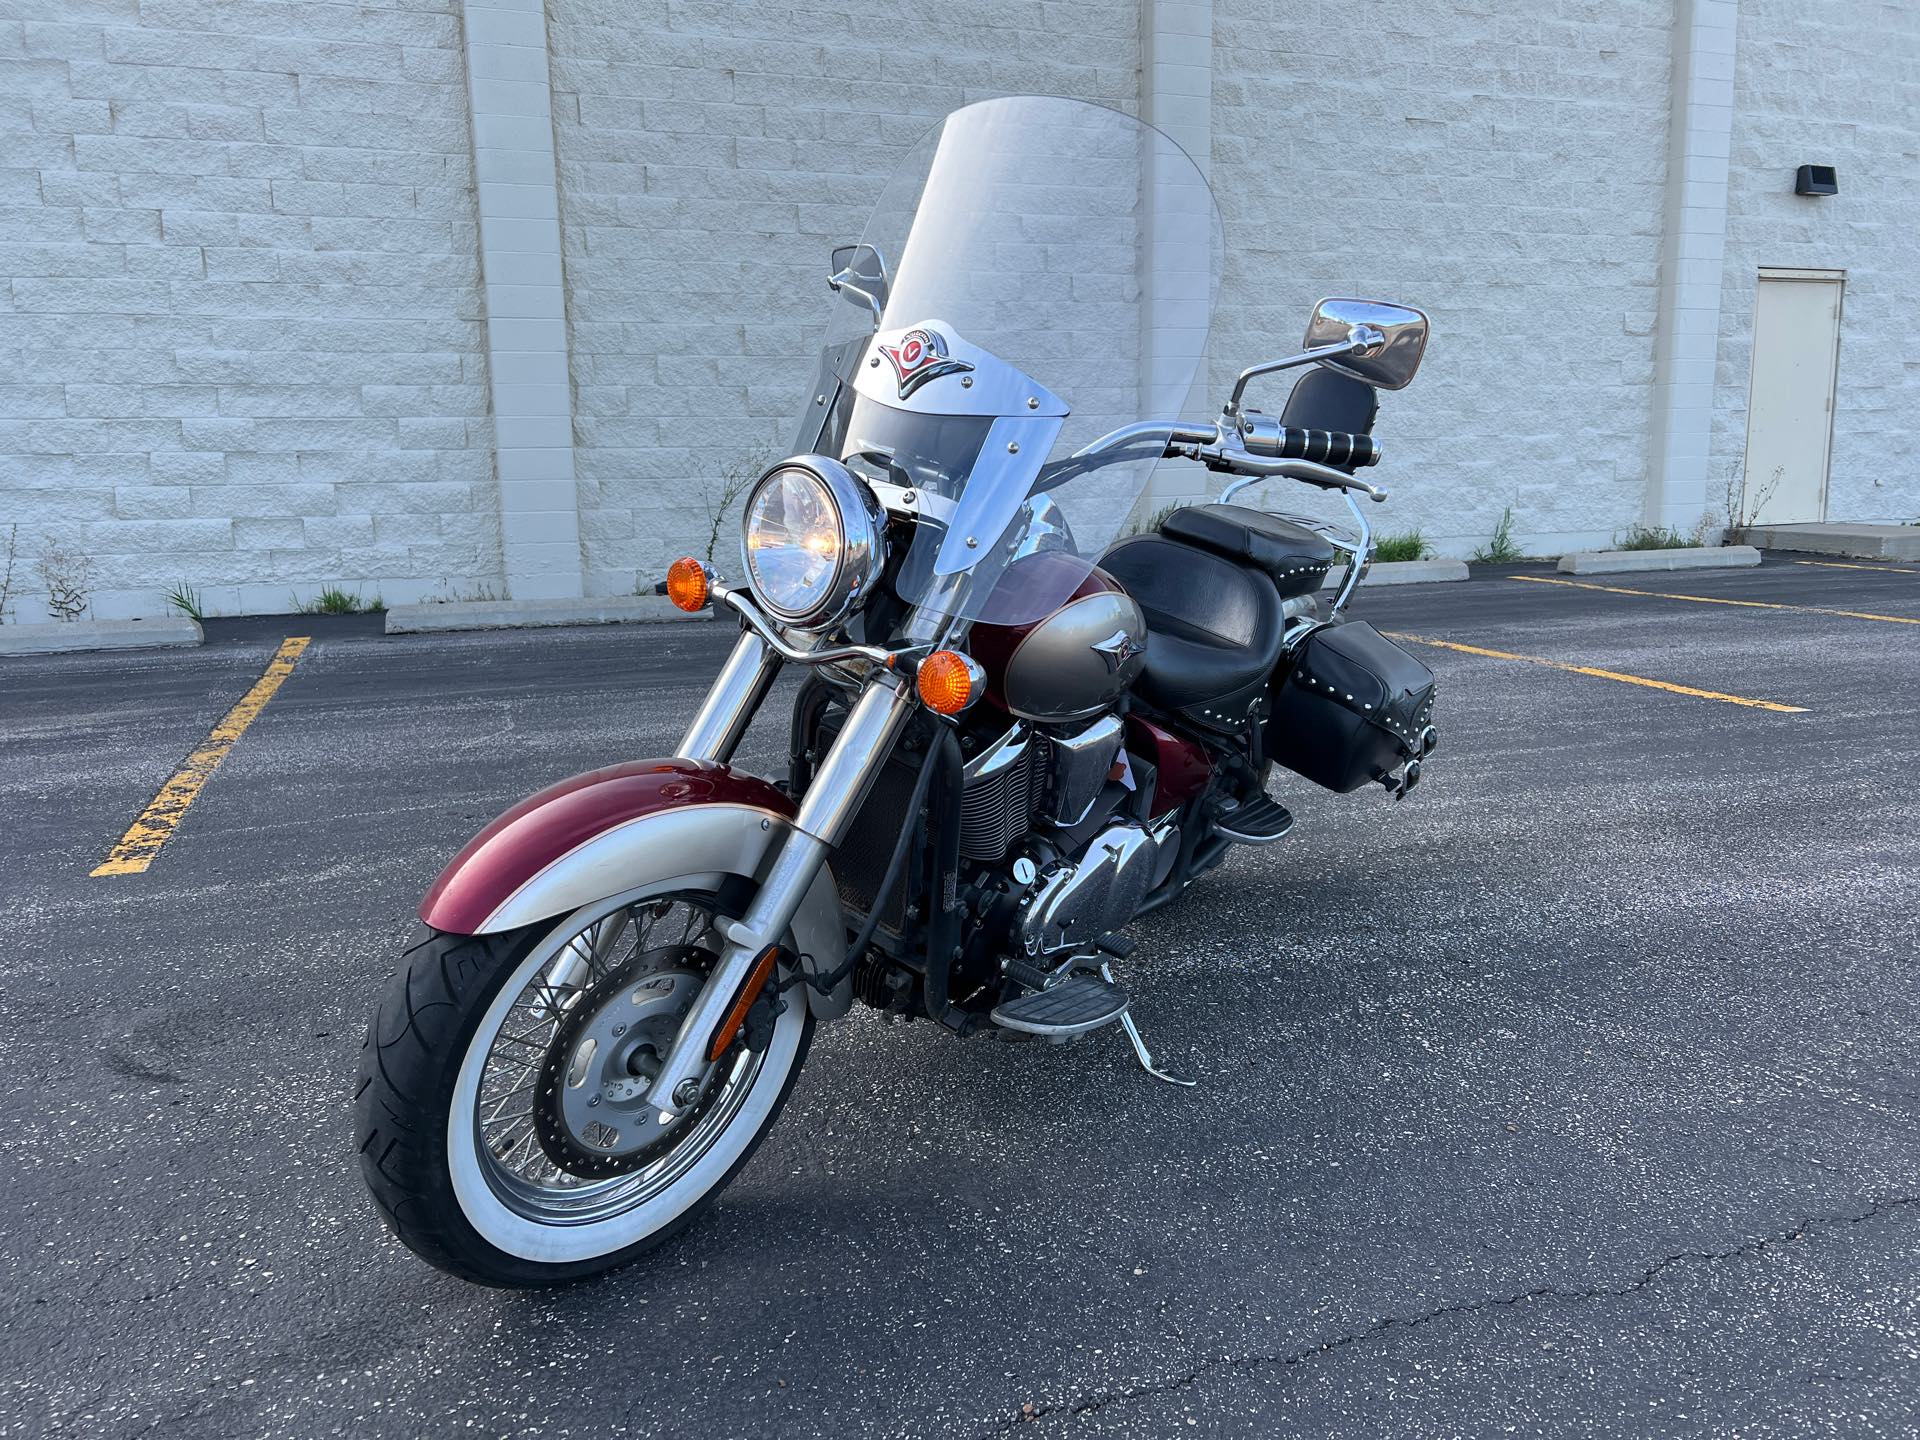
[1236,417,1381,470]
[1071,417,1387,501]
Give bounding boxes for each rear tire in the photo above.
[354,905,812,1288]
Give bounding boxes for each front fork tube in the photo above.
[647,672,916,1112]
[678,628,783,764]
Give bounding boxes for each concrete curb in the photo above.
[1558,545,1761,574]
[1323,558,1471,589]
[0,616,203,656]
[385,594,704,634]
[1737,523,1920,561]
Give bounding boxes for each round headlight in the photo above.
[740,456,883,627]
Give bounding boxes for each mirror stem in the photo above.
[1222,329,1383,417]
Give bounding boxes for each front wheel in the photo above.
[354,886,812,1287]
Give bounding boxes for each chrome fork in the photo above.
[679,629,783,763]
[646,671,916,1114]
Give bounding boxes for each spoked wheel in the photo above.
[355,883,811,1287]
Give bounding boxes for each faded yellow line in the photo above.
[1385,632,1809,713]
[1793,558,1917,575]
[1510,573,1920,626]
[91,636,312,877]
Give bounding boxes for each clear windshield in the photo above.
[799,96,1222,626]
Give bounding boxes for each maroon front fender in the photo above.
[420,759,795,935]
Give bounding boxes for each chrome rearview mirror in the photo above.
[1304,298,1429,391]
[827,242,890,328]
[1221,296,1431,417]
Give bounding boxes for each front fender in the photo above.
[419,759,851,1018]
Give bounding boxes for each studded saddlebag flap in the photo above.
[1268,621,1436,793]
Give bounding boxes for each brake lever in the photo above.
[1207,454,1389,504]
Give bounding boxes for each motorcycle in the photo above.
[355,96,1437,1286]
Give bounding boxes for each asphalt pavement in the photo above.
[1,554,1917,1438]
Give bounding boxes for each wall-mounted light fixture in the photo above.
[1794,164,1838,196]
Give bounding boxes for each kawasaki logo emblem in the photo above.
[878,327,973,400]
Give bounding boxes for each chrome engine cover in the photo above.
[1018,821,1163,958]
[1043,713,1124,827]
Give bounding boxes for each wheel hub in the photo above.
[533,947,719,1177]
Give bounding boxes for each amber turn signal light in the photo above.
[917,649,979,715]
[665,556,709,612]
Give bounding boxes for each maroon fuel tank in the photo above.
[968,551,1147,723]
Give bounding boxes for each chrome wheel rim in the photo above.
[467,894,770,1229]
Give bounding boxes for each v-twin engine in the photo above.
[959,718,1177,962]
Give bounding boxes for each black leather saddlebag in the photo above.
[1268,621,1436,793]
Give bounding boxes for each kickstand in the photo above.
[1100,962,1197,1087]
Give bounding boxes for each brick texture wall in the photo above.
[1208,0,1676,557]
[1712,0,1920,528]
[0,0,499,620]
[6,0,1917,619]
[543,0,1139,596]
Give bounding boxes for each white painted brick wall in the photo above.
[7,0,1916,619]
[1711,0,1920,528]
[1209,0,1676,559]
[0,0,500,621]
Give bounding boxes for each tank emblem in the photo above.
[1090,629,1144,671]
[879,327,974,399]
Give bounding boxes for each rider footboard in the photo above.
[1267,621,1437,793]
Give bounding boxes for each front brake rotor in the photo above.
[532,945,725,1178]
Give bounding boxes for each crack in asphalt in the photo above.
[980,1196,1920,1433]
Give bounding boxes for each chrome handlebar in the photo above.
[1069,421,1217,458]
[711,399,1392,652]
[1073,419,1389,502]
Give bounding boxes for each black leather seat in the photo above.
[1160,505,1336,599]
[1100,534,1285,714]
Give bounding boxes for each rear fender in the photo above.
[419,760,851,1019]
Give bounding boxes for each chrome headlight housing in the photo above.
[739,454,884,629]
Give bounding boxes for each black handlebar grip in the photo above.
[1248,426,1382,469]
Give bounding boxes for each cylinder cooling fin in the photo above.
[959,723,1045,861]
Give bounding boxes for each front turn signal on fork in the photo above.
[665,556,710,612]
[916,649,983,715]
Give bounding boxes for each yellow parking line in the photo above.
[1511,574,1920,626]
[1793,559,1917,575]
[90,636,312,877]
[1386,632,1809,713]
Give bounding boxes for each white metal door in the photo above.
[1741,270,1843,526]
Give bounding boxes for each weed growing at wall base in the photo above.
[1373,530,1432,563]
[35,536,93,621]
[0,524,17,624]
[1614,524,1701,551]
[166,581,206,622]
[1470,507,1523,564]
[294,587,383,615]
